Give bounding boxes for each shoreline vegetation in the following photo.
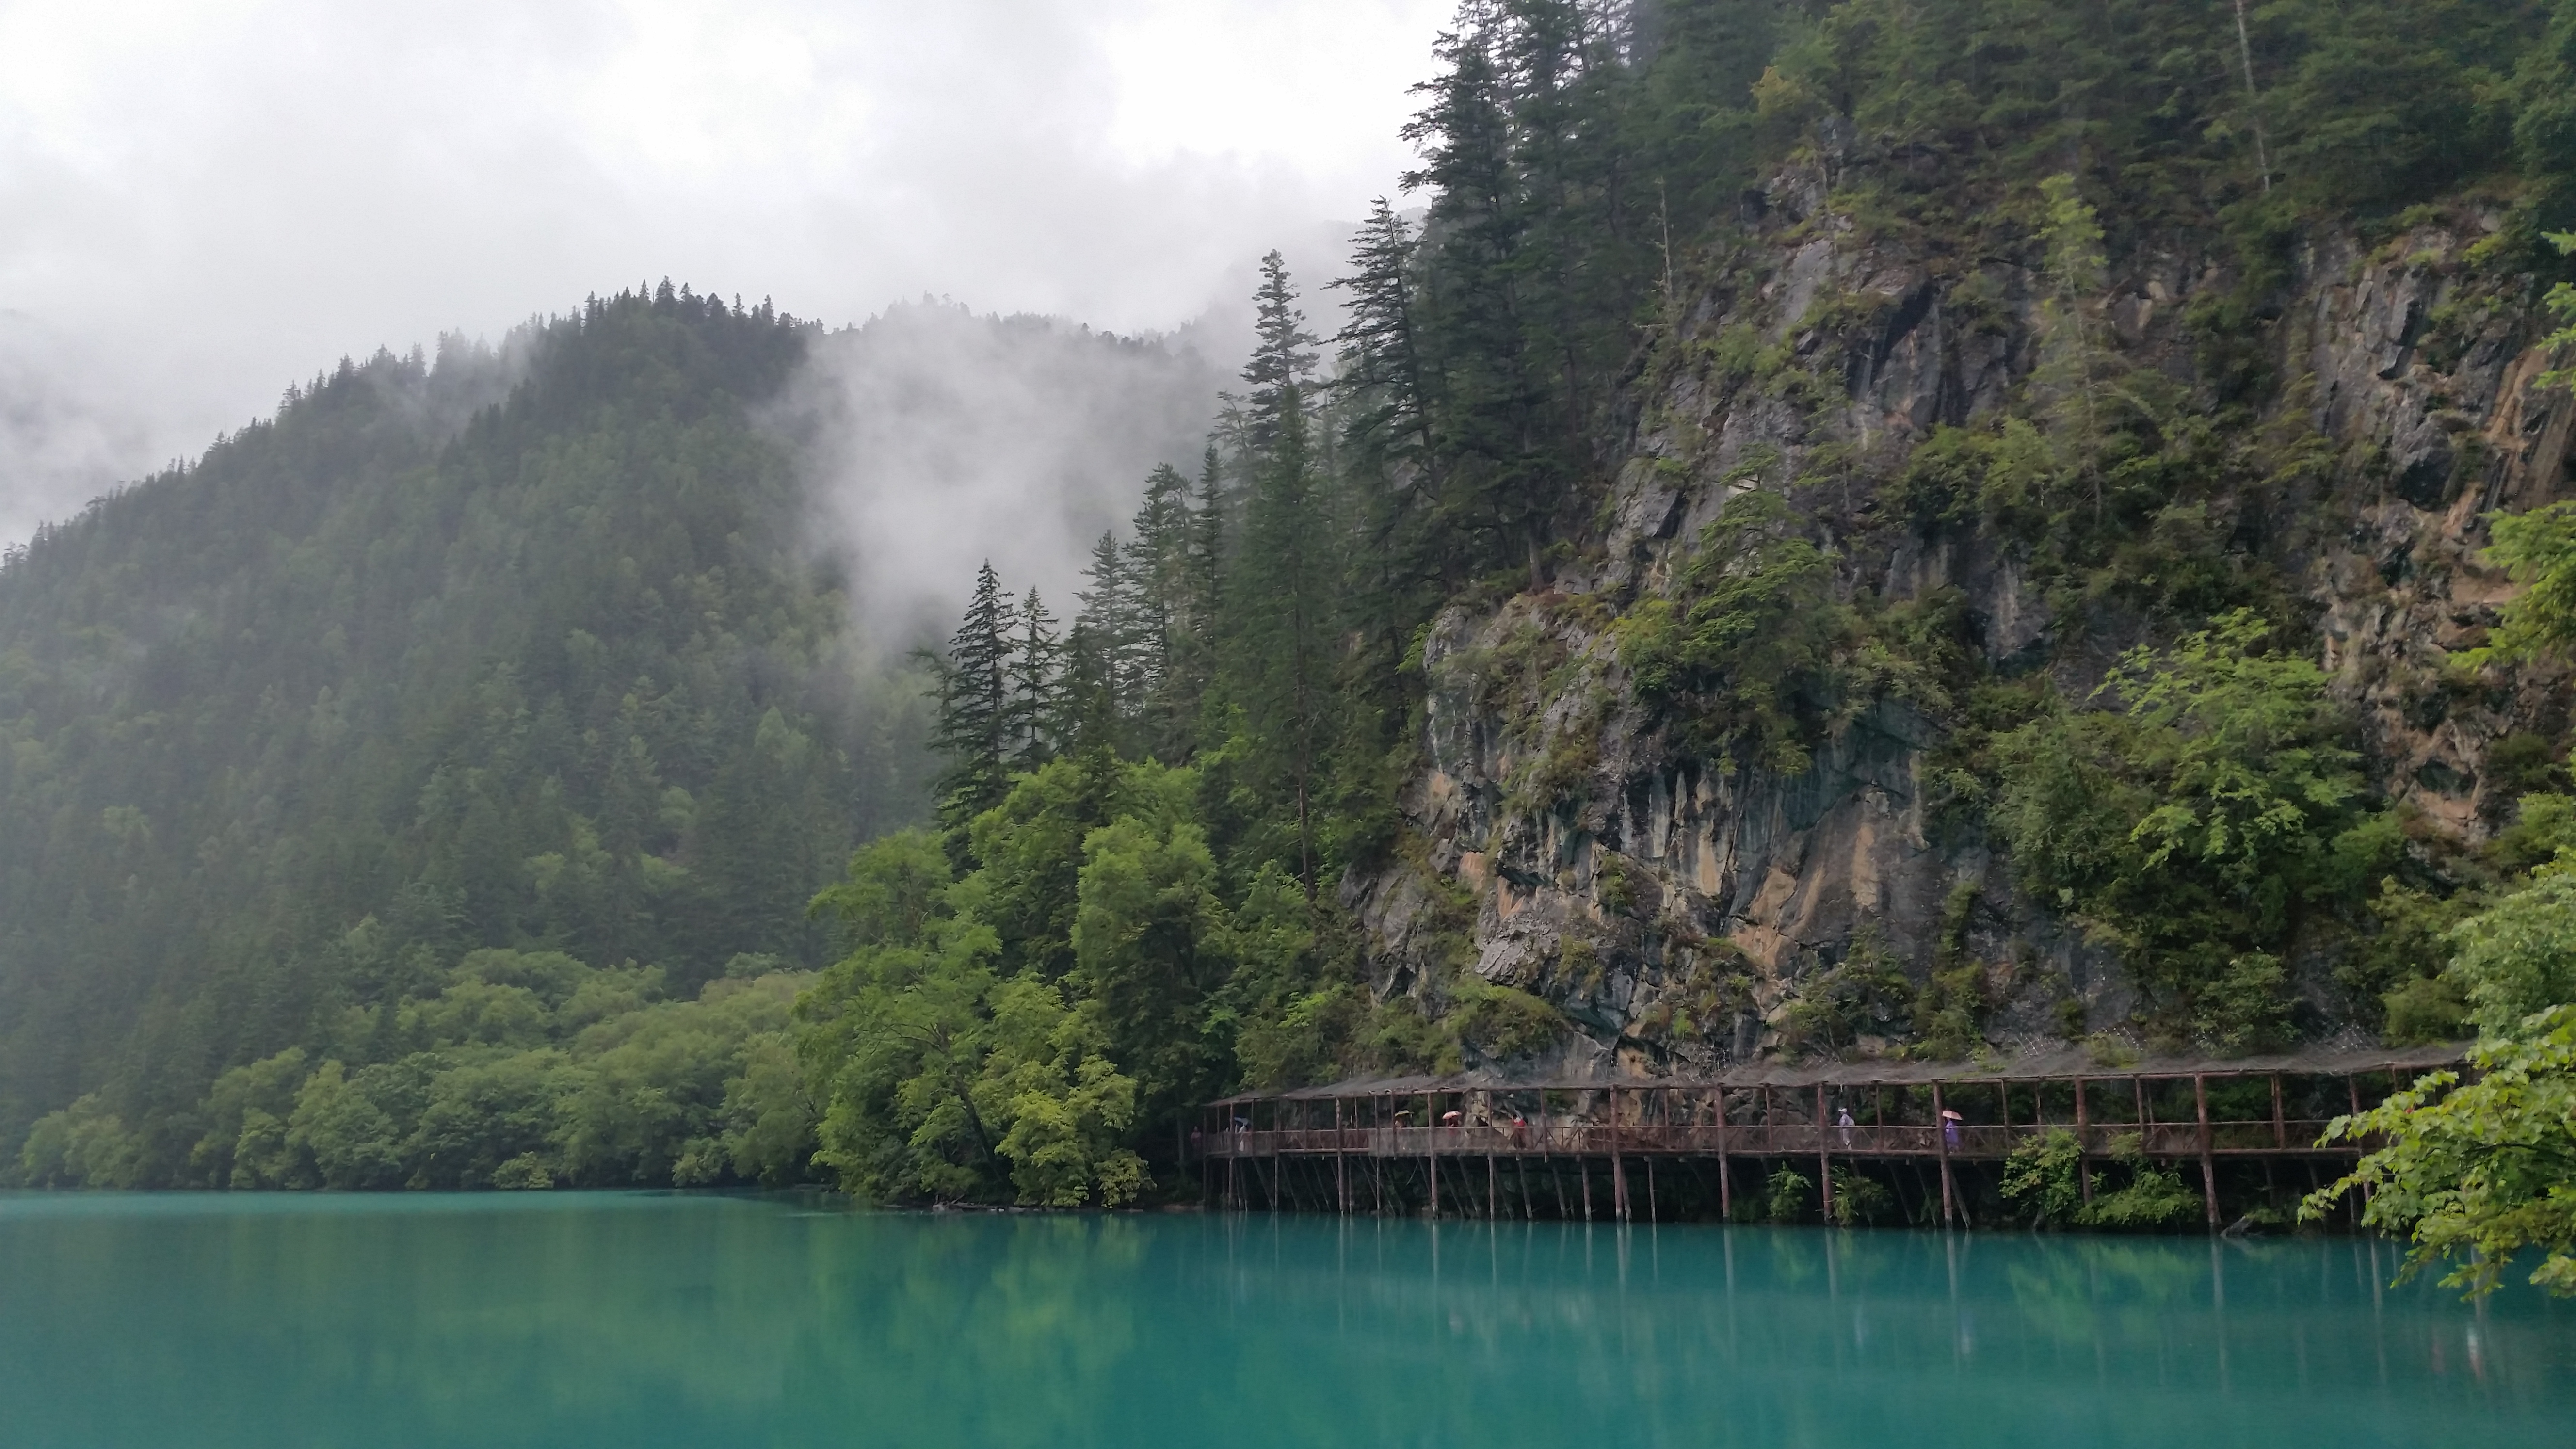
[11,0,2576,1300]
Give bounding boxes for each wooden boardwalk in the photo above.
[1191,1044,2466,1229]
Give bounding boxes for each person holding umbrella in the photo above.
[1941,1109,1964,1150]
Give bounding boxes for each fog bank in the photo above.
[0,0,1448,548]
[783,303,1230,645]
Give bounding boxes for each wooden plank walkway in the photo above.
[1190,1046,2467,1229]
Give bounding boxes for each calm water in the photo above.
[2,1192,2571,1449]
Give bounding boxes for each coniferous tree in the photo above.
[1331,198,1450,665]
[1625,0,1775,232]
[1226,258,1333,893]
[1076,529,1139,714]
[1124,463,1197,760]
[1497,0,1615,445]
[1238,251,1321,453]
[1403,16,1550,581]
[1159,443,1229,753]
[931,561,1015,838]
[1006,587,1062,769]
[1056,617,1123,763]
[1189,444,1228,625]
[1333,198,1435,487]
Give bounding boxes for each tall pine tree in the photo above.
[1125,463,1199,761]
[1007,586,1062,770]
[1225,256,1334,893]
[930,561,1014,839]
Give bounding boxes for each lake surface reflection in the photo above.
[1,1191,2570,1448]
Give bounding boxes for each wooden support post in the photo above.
[2075,1077,2093,1206]
[1612,1088,1631,1223]
[2271,1074,2286,1150]
[1425,1092,1437,1219]
[1335,1097,1348,1214]
[1373,1095,1386,1215]
[1488,1156,1498,1220]
[2194,1074,2219,1232]
[1716,1088,1733,1221]
[1933,1081,1955,1229]
[1816,1083,1833,1224]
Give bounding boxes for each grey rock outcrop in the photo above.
[1344,168,2576,1074]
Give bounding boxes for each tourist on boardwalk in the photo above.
[1837,1106,1856,1150]
[1941,1109,1963,1150]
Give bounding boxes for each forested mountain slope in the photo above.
[0,288,1218,1184]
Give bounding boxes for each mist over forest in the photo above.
[0,289,1228,1188]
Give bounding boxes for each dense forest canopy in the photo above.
[0,289,1217,1186]
[767,0,2576,1211]
[13,0,2576,1239]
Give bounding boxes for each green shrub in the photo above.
[2080,1134,2203,1229]
[2000,1128,2086,1226]
[1828,1166,1892,1227]
[1766,1164,1813,1223]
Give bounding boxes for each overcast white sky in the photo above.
[0,0,1453,546]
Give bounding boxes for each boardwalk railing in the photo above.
[1198,1119,2365,1161]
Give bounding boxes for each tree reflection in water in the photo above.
[0,1193,2568,1449]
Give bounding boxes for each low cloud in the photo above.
[781,303,1229,647]
[0,313,159,547]
[0,0,1446,546]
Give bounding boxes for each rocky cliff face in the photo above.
[1344,163,2576,1076]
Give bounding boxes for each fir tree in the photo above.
[1076,528,1139,708]
[1006,587,1062,769]
[1226,258,1332,894]
[1189,443,1228,624]
[1125,463,1197,759]
[1154,443,1228,757]
[1332,198,1434,476]
[1057,617,1123,764]
[931,560,1015,837]
[1331,197,1454,664]
[1240,251,1321,453]
[1403,15,1551,581]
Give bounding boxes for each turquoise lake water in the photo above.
[1,1191,2570,1448]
